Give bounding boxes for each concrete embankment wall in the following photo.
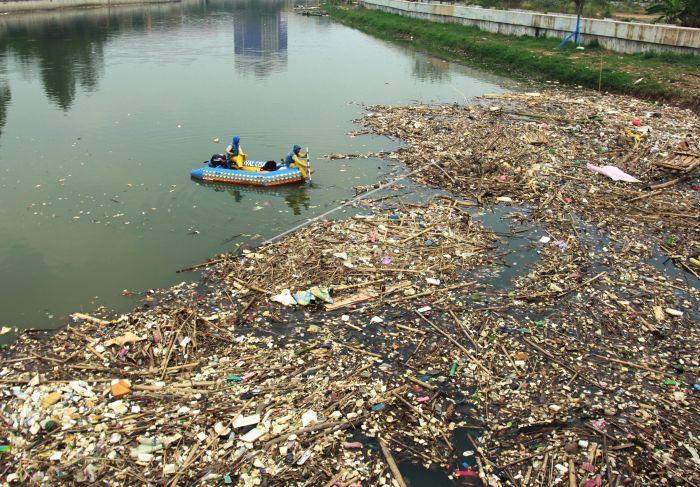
[360,0,700,55]
[0,0,179,14]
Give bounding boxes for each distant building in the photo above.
[233,3,288,77]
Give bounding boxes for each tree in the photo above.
[646,0,700,27]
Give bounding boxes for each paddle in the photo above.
[306,146,312,182]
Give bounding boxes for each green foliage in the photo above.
[646,0,700,27]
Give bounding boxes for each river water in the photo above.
[0,0,508,332]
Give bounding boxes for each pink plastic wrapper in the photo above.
[586,163,640,183]
[342,442,364,449]
[455,470,478,477]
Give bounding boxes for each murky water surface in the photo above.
[0,0,509,330]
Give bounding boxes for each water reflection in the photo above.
[1,12,107,110]
[284,184,311,215]
[0,0,292,141]
[0,1,190,112]
[412,55,450,82]
[194,179,311,215]
[0,80,9,139]
[233,0,288,77]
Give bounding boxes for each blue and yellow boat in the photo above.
[190,162,305,187]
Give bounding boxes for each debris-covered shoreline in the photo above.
[1,89,699,486]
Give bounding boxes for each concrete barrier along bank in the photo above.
[360,0,700,55]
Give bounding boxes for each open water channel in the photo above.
[0,0,512,332]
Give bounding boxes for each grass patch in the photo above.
[458,0,621,19]
[324,4,700,109]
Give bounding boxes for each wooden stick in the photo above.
[231,276,269,294]
[649,175,690,190]
[335,341,383,359]
[568,458,576,487]
[175,257,225,273]
[416,311,491,376]
[323,472,354,487]
[467,432,497,470]
[387,435,441,464]
[87,345,106,361]
[404,374,437,390]
[399,225,435,244]
[390,391,451,450]
[29,351,63,364]
[0,377,115,384]
[332,278,385,291]
[323,472,344,487]
[379,438,408,487]
[159,332,179,380]
[341,321,363,332]
[353,267,425,274]
[404,336,426,365]
[389,281,475,304]
[627,190,662,203]
[555,271,606,298]
[264,420,348,450]
[448,310,479,350]
[71,312,110,326]
[500,451,543,469]
[433,162,457,184]
[533,452,549,486]
[499,342,519,372]
[168,435,216,486]
[394,323,425,335]
[521,337,601,389]
[589,353,660,373]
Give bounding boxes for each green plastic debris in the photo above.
[44,420,59,432]
[293,290,313,306]
[294,286,333,306]
[224,473,233,484]
[309,286,333,304]
[0,445,10,454]
[226,375,242,382]
[449,362,458,377]
[663,379,679,386]
[294,345,315,356]
[534,320,545,328]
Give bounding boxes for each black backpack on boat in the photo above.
[262,160,277,171]
[209,154,228,168]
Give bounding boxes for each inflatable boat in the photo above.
[190,164,304,187]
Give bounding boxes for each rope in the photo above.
[261,159,439,245]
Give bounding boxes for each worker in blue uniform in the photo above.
[283,145,312,179]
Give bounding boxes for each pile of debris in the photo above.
[361,90,699,276]
[1,89,699,486]
[0,203,498,485]
[294,5,328,16]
